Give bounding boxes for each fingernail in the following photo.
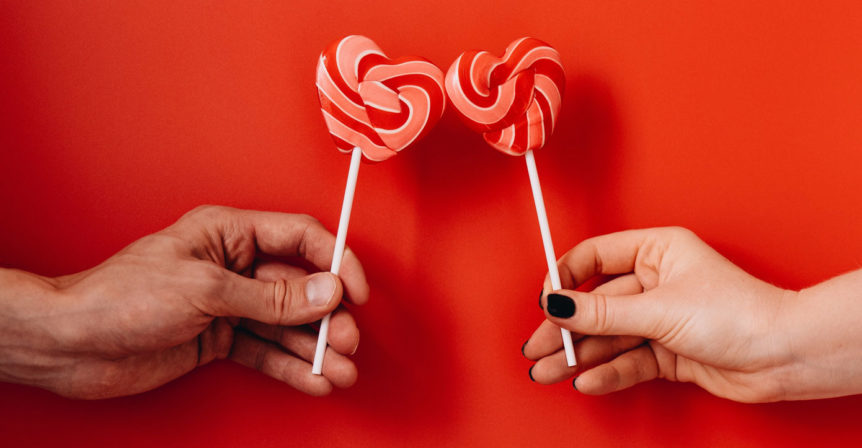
[528,365,536,382]
[350,335,359,356]
[539,289,544,310]
[306,274,336,306]
[547,293,576,318]
[521,340,528,357]
[572,377,579,390]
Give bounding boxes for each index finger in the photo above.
[180,206,369,305]
[549,228,676,291]
[242,210,370,306]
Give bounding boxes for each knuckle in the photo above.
[648,341,677,381]
[211,319,236,361]
[193,204,225,216]
[182,205,231,224]
[633,353,651,381]
[173,205,227,231]
[267,278,291,324]
[592,245,604,275]
[592,294,613,334]
[667,226,696,240]
[252,343,269,373]
[184,204,212,219]
[605,364,623,391]
[571,238,597,262]
[294,215,326,258]
[144,233,186,253]
[295,213,321,227]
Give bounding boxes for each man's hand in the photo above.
[0,205,369,399]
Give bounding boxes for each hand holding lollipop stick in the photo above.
[314,35,446,374]
[445,37,576,366]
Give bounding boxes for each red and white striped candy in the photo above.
[316,35,446,162]
[445,37,565,156]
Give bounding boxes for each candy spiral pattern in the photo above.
[316,35,446,162]
[445,37,565,156]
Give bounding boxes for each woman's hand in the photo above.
[525,227,862,402]
[0,205,369,399]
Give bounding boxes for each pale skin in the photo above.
[525,227,862,402]
[0,205,369,399]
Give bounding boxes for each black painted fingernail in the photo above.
[521,340,528,357]
[572,377,579,390]
[528,365,536,382]
[547,294,575,318]
[539,289,544,309]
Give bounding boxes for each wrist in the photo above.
[0,268,67,387]
[779,270,862,400]
[754,287,802,401]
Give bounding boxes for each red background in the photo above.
[2,1,861,446]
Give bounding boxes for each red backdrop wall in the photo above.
[2,1,861,446]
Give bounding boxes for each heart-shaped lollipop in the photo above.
[312,36,445,375]
[317,35,446,161]
[445,38,576,366]
[445,37,565,156]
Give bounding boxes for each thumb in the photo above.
[214,271,342,325]
[542,290,665,339]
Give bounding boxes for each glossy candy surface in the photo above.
[445,37,565,156]
[317,35,446,161]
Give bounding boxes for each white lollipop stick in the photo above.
[525,149,577,367]
[312,147,362,375]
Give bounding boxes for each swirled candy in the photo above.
[316,35,446,162]
[445,37,565,156]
